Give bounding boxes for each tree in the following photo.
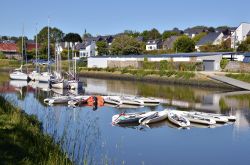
[63,33,82,42]
[123,30,140,38]
[192,32,207,43]
[162,31,180,39]
[36,26,64,56]
[237,37,250,52]
[37,26,64,44]
[141,28,161,41]
[110,35,143,55]
[96,41,109,55]
[173,36,195,53]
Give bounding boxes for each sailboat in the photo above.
[9,25,28,81]
[68,44,83,90]
[38,18,53,83]
[49,42,68,89]
[28,24,41,81]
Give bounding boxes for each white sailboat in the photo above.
[38,18,53,83]
[68,44,83,90]
[9,25,28,81]
[49,42,68,89]
[28,24,41,81]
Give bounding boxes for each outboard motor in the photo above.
[92,96,98,111]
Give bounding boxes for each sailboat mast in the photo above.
[74,50,76,80]
[67,43,70,74]
[47,17,50,73]
[21,24,24,66]
[35,23,38,71]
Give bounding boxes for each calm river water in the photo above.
[1,71,250,165]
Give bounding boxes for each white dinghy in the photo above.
[139,110,168,125]
[103,96,122,105]
[182,112,216,125]
[190,112,229,123]
[44,96,72,104]
[112,111,157,125]
[9,65,28,81]
[168,111,190,127]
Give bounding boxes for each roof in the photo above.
[163,36,180,49]
[0,43,17,52]
[184,28,204,34]
[196,32,222,46]
[247,30,250,36]
[89,52,235,58]
[26,43,39,51]
[146,39,162,45]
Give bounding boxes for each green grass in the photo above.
[0,96,73,165]
[226,73,250,83]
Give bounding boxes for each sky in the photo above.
[0,0,249,39]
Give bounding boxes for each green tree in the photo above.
[36,26,64,56]
[192,32,207,43]
[141,28,161,41]
[110,35,143,55]
[123,30,140,38]
[237,37,250,52]
[63,33,82,42]
[37,26,64,44]
[162,31,180,39]
[96,41,109,55]
[16,36,28,54]
[0,51,6,59]
[173,36,195,53]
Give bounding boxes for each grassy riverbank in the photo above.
[226,73,250,83]
[0,96,72,165]
[78,68,236,89]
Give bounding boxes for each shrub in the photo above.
[220,59,229,69]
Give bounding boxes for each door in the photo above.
[203,60,215,71]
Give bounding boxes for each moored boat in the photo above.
[112,111,157,125]
[168,111,190,127]
[44,96,72,104]
[139,110,168,125]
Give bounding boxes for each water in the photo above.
[1,71,250,165]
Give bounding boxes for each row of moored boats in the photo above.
[112,109,236,128]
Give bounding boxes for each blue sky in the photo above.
[0,0,249,39]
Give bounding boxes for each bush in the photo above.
[121,67,129,74]
[0,51,7,59]
[220,59,229,69]
[106,67,116,72]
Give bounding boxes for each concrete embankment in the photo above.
[79,71,238,90]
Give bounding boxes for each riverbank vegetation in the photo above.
[0,96,72,164]
[226,73,250,83]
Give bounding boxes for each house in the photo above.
[146,40,162,51]
[76,41,96,58]
[163,36,180,50]
[0,43,19,58]
[231,22,250,49]
[195,32,224,51]
[184,28,205,38]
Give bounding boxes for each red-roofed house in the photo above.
[0,43,19,58]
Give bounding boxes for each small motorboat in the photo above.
[120,96,143,106]
[44,96,72,104]
[136,97,160,105]
[139,110,168,125]
[103,96,122,105]
[168,111,190,127]
[190,112,229,123]
[112,111,157,125]
[182,112,216,125]
[68,95,89,106]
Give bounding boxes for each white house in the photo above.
[78,42,96,58]
[146,40,162,51]
[231,22,250,49]
[195,32,224,52]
